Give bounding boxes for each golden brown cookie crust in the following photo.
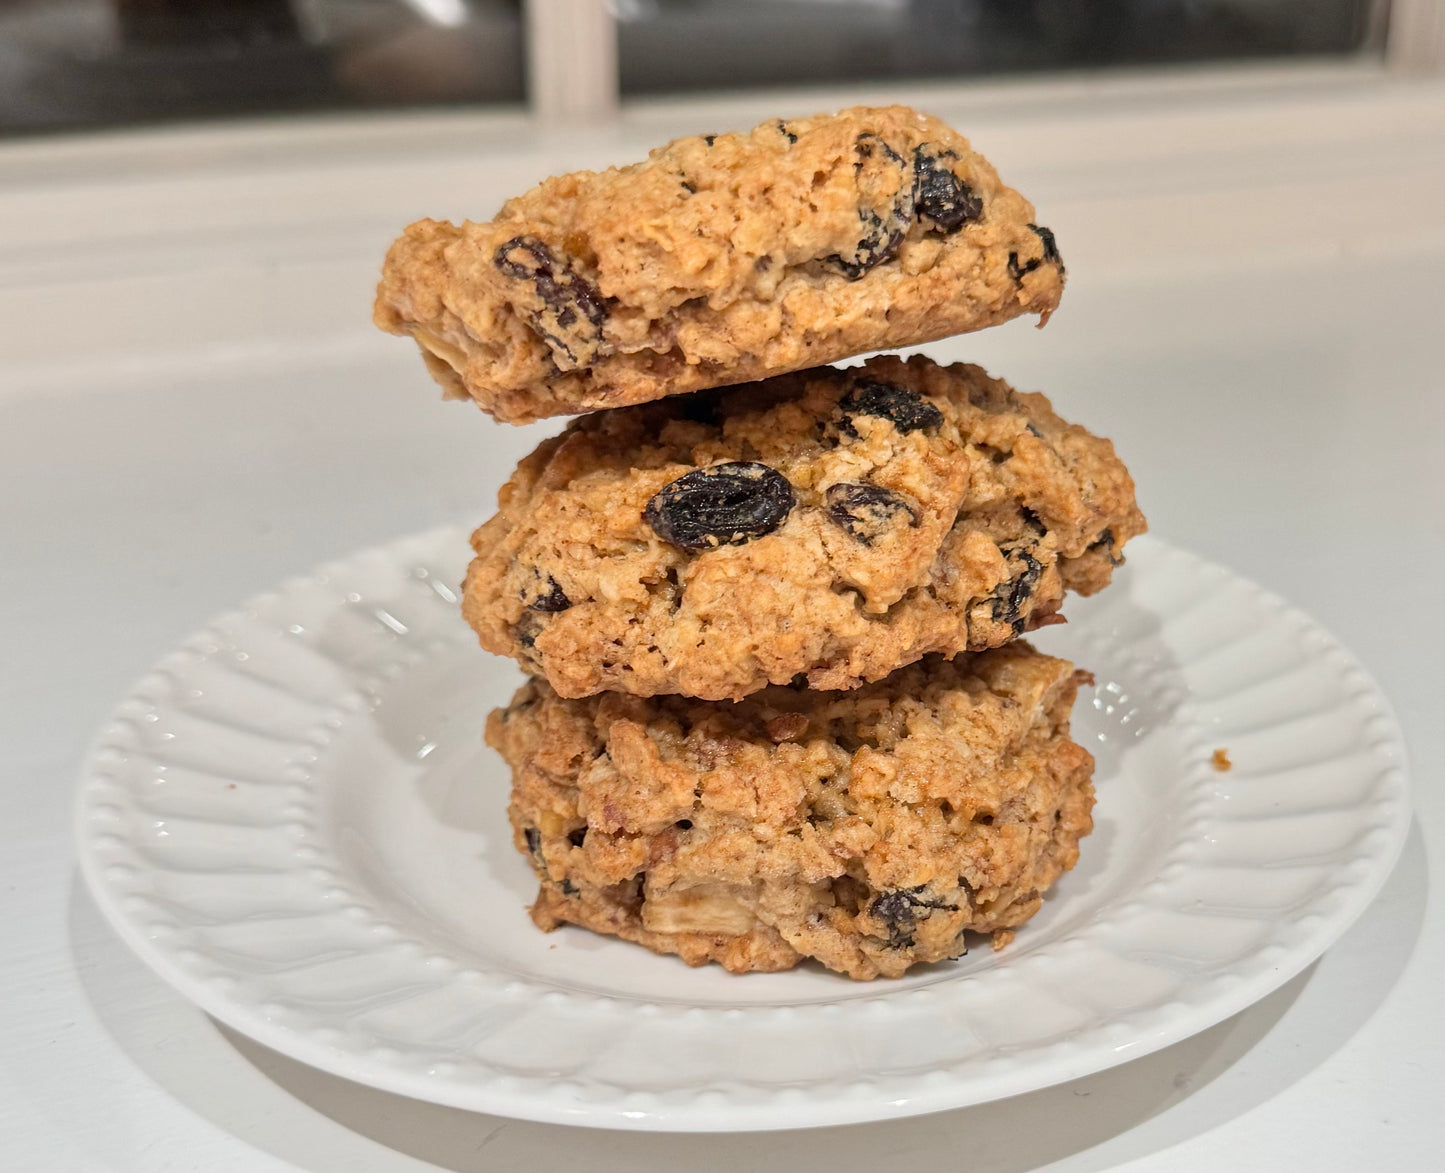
[462,354,1145,701]
[375,105,1065,423]
[490,644,1095,980]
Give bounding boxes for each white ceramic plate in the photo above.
[75,528,1411,1131]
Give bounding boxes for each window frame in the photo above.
[523,0,1440,123]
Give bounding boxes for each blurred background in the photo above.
[0,0,1410,134]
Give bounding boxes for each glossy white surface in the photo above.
[74,527,1411,1130]
[1,65,1442,1170]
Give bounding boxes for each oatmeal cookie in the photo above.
[490,643,1095,980]
[376,105,1065,423]
[462,354,1145,701]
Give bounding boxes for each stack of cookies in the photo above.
[375,106,1145,980]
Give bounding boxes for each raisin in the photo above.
[776,119,797,144]
[1029,223,1063,270]
[826,134,913,280]
[825,483,919,545]
[913,146,982,231]
[702,134,716,147]
[644,462,795,550]
[1008,224,1064,284]
[514,612,542,651]
[828,214,905,280]
[560,879,579,896]
[1007,251,1042,283]
[523,826,542,857]
[494,235,608,371]
[839,380,944,436]
[870,890,917,934]
[1088,526,1124,567]
[869,885,957,948]
[860,132,904,166]
[989,545,1044,630]
[524,574,571,613]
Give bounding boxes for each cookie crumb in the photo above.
[1212,748,1232,772]
[991,929,1016,952]
[1073,668,1096,687]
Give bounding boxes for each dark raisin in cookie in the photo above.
[643,462,796,550]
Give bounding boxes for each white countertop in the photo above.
[1,66,1442,1172]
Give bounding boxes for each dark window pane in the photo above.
[618,0,1379,95]
[0,0,523,137]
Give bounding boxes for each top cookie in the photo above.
[462,354,1145,701]
[376,105,1065,424]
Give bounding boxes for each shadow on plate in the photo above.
[67,820,1428,1173]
